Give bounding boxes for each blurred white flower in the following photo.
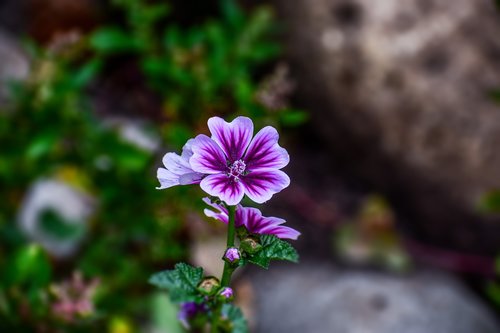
[104,117,160,152]
[17,179,95,258]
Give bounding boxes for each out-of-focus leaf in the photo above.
[221,0,245,30]
[39,209,85,241]
[90,28,142,53]
[26,131,59,160]
[486,282,500,307]
[71,58,103,88]
[164,123,193,150]
[150,292,183,333]
[219,303,248,333]
[280,110,309,127]
[3,244,51,288]
[477,190,500,214]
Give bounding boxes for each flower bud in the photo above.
[240,235,262,254]
[223,247,241,264]
[217,287,234,301]
[236,226,249,239]
[197,276,220,296]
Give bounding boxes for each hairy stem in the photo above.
[221,205,236,286]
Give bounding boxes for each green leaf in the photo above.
[3,244,52,288]
[149,263,204,303]
[280,110,309,127]
[90,27,142,53]
[219,303,248,333]
[248,235,299,269]
[477,190,500,214]
[486,282,500,307]
[26,131,59,160]
[71,58,103,88]
[150,292,183,333]
[39,209,86,240]
[221,0,245,30]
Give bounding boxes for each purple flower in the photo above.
[190,117,290,205]
[204,198,300,240]
[220,287,233,299]
[224,247,240,262]
[178,302,207,329]
[157,139,204,189]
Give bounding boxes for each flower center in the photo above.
[227,160,246,182]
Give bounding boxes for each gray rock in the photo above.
[274,0,500,254]
[250,262,499,333]
[0,30,29,105]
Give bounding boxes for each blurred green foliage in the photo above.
[0,0,306,331]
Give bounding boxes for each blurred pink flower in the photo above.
[50,271,99,322]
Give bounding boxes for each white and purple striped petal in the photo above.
[244,126,289,171]
[257,219,301,240]
[200,174,245,206]
[241,169,290,204]
[208,116,253,162]
[190,134,228,174]
[240,209,300,240]
[202,197,230,224]
[203,200,300,240]
[156,149,204,189]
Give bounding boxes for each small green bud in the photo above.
[197,276,221,296]
[240,235,262,254]
[236,226,249,239]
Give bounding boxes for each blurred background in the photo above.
[1,0,500,332]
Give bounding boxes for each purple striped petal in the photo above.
[237,207,300,240]
[200,174,245,205]
[156,152,203,189]
[156,167,180,189]
[179,172,204,185]
[258,220,301,240]
[241,169,290,203]
[190,135,228,174]
[181,138,196,160]
[163,152,192,175]
[208,116,253,162]
[243,126,289,171]
[202,197,229,224]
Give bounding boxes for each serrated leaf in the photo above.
[248,235,299,269]
[149,263,204,303]
[220,304,248,333]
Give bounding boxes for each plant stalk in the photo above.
[221,205,236,286]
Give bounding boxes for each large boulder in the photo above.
[248,262,500,333]
[274,0,500,254]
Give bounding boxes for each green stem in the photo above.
[221,205,236,286]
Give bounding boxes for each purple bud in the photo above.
[178,302,207,329]
[220,287,233,299]
[224,247,240,263]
